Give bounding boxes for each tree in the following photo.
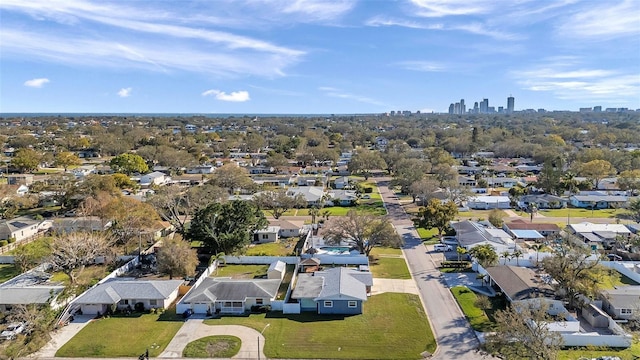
[512,249,523,266]
[111,173,138,189]
[2,304,56,359]
[265,152,290,173]
[253,189,306,219]
[559,172,579,195]
[577,159,615,189]
[109,153,149,175]
[456,246,468,261]
[11,148,41,173]
[627,198,640,223]
[409,178,440,205]
[13,238,52,272]
[485,299,563,360]
[500,251,511,265]
[209,163,254,193]
[187,200,268,254]
[348,150,387,179]
[54,151,81,172]
[156,237,199,279]
[530,243,544,266]
[536,157,564,195]
[48,232,114,285]
[392,158,429,195]
[541,237,602,309]
[322,210,402,256]
[488,209,504,228]
[415,199,458,238]
[469,244,498,268]
[617,169,640,195]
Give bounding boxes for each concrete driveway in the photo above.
[159,318,265,359]
[32,315,95,358]
[371,278,419,295]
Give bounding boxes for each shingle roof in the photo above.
[485,266,554,301]
[0,286,64,305]
[74,279,183,305]
[601,286,640,309]
[292,267,370,301]
[183,278,281,303]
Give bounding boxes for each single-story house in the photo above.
[251,176,294,187]
[139,171,170,187]
[334,176,350,189]
[287,187,326,207]
[518,194,568,210]
[451,220,516,254]
[7,174,34,186]
[484,266,555,303]
[503,220,561,238]
[467,195,511,210]
[291,267,372,315]
[600,286,640,320]
[0,286,65,312]
[297,175,320,187]
[70,165,95,178]
[268,219,305,238]
[0,216,43,242]
[186,165,215,174]
[73,278,183,315]
[569,195,628,209]
[253,226,280,243]
[486,177,520,188]
[567,222,632,249]
[52,216,112,233]
[181,277,281,314]
[327,190,357,206]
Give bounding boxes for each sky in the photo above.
[1,0,639,114]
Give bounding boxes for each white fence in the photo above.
[301,254,369,266]
[561,332,632,348]
[223,256,299,264]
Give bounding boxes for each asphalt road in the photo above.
[376,178,491,360]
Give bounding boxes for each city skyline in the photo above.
[1,0,639,114]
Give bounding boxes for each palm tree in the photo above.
[209,252,226,275]
[513,249,523,266]
[530,244,544,266]
[501,251,512,265]
[456,246,468,261]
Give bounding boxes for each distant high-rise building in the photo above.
[579,107,593,113]
[448,104,454,114]
[480,98,489,113]
[473,102,479,114]
[498,106,504,113]
[454,102,461,114]
[507,95,514,113]
[460,99,466,114]
[593,106,602,112]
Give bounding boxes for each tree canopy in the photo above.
[187,200,268,254]
[253,189,307,219]
[109,153,149,175]
[156,237,199,279]
[322,210,402,256]
[468,244,498,268]
[415,199,458,238]
[11,148,41,173]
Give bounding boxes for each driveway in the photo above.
[371,278,419,295]
[376,177,493,360]
[31,315,95,358]
[159,318,265,359]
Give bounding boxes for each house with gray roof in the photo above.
[0,216,43,242]
[600,286,640,320]
[0,268,65,312]
[484,266,554,302]
[181,277,281,315]
[569,194,628,209]
[73,278,183,315]
[291,267,372,315]
[286,186,326,206]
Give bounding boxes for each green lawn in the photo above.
[0,264,20,284]
[369,258,411,279]
[56,310,184,357]
[204,293,436,359]
[450,286,494,332]
[598,267,640,289]
[212,265,269,279]
[182,335,241,358]
[539,208,627,219]
[245,239,298,256]
[369,246,403,256]
[558,340,640,360]
[416,227,439,242]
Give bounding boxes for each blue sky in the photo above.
[1,0,639,114]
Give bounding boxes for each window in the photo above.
[119,299,129,305]
[621,309,633,314]
[323,301,333,308]
[262,234,269,240]
[348,301,357,308]
[149,300,157,306]
[256,299,263,305]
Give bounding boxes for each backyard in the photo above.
[205,292,436,359]
[56,309,184,357]
[538,208,628,219]
[368,247,411,279]
[0,264,19,284]
[245,238,298,256]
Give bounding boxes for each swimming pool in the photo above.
[318,246,351,255]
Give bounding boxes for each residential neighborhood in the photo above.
[0,113,639,360]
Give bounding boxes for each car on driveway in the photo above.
[433,244,452,252]
[1,322,26,340]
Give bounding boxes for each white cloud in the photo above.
[117,87,132,97]
[280,0,355,21]
[318,86,386,107]
[396,61,446,72]
[24,78,50,88]
[409,0,496,17]
[365,16,518,40]
[558,0,640,39]
[512,58,640,103]
[202,89,250,102]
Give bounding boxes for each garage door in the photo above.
[192,303,210,314]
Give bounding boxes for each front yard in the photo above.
[538,208,627,219]
[0,264,20,284]
[205,292,436,359]
[368,247,411,279]
[56,309,184,357]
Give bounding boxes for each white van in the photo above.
[434,244,452,252]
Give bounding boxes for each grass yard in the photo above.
[450,286,494,332]
[538,208,627,219]
[212,265,269,279]
[0,264,20,284]
[597,267,640,289]
[182,335,241,358]
[204,293,436,359]
[369,246,403,256]
[50,264,110,288]
[245,239,298,256]
[558,340,640,360]
[415,227,439,242]
[56,310,184,357]
[369,257,411,279]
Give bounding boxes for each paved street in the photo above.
[376,178,491,360]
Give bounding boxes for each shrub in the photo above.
[7,237,16,244]
[0,240,8,247]
[364,187,373,193]
[441,261,471,269]
[134,302,145,312]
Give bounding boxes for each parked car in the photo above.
[434,244,452,252]
[0,322,25,340]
